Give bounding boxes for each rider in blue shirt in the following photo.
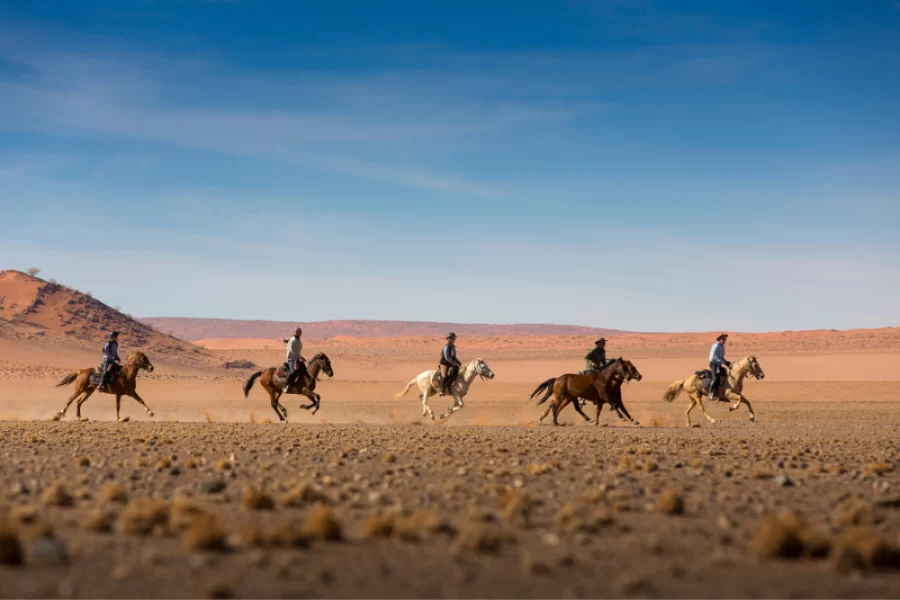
[438,332,461,396]
[98,331,122,392]
[708,333,731,399]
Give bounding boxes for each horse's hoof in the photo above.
[117,417,130,423]
[633,421,640,426]
[51,413,63,422]
[148,411,155,418]
[689,423,699,428]
[710,419,717,425]
[750,415,756,423]
[77,417,89,422]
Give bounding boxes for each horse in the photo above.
[530,358,641,426]
[242,353,334,421]
[536,359,643,426]
[394,358,495,420]
[52,351,156,422]
[662,355,765,427]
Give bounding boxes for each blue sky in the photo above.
[1,0,898,332]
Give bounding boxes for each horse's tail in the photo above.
[663,380,684,403]
[55,372,78,388]
[394,378,417,399]
[243,371,263,398]
[530,378,556,404]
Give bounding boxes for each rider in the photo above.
[283,327,310,393]
[438,332,462,396]
[708,333,731,399]
[584,338,609,372]
[97,331,122,392]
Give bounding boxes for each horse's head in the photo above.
[746,355,765,380]
[474,358,494,381]
[129,351,154,373]
[604,357,628,378]
[622,359,643,382]
[312,352,334,378]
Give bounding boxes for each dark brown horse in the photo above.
[530,358,641,426]
[242,352,334,421]
[53,351,156,422]
[537,360,642,426]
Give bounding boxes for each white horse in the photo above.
[394,358,495,420]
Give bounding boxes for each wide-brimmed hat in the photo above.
[595,338,607,344]
[447,332,457,340]
[717,333,729,341]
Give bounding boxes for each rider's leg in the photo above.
[708,362,719,399]
[97,360,110,391]
[283,360,300,393]
[440,365,458,396]
[438,364,449,396]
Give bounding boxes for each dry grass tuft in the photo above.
[215,458,232,471]
[156,457,172,470]
[556,503,614,534]
[833,499,881,528]
[117,499,170,536]
[499,489,533,527]
[272,518,311,548]
[281,482,329,506]
[101,483,128,504]
[83,509,115,533]
[863,462,894,476]
[656,489,684,515]
[301,506,343,541]
[75,456,90,468]
[832,527,900,572]
[394,510,454,542]
[752,510,832,560]
[362,512,396,539]
[204,582,235,600]
[0,522,24,566]
[169,499,205,532]
[182,513,228,552]
[241,487,275,511]
[454,521,509,554]
[42,482,74,508]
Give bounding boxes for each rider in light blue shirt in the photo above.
[708,333,731,399]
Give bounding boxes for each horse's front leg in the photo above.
[128,390,155,418]
[727,391,755,422]
[439,394,464,420]
[56,388,83,421]
[272,390,288,421]
[615,401,639,426]
[572,398,593,423]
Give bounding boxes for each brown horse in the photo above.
[242,352,334,421]
[52,351,156,422]
[529,358,639,426]
[537,360,643,426]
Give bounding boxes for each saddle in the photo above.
[432,366,458,389]
[276,362,290,379]
[695,369,726,398]
[90,363,121,386]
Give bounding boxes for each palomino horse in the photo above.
[395,358,495,420]
[535,359,643,426]
[242,353,334,421]
[530,358,641,426]
[663,355,765,427]
[53,351,156,422]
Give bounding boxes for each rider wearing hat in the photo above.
[584,338,609,372]
[439,332,462,396]
[708,333,732,399]
[97,331,122,392]
[283,327,309,393]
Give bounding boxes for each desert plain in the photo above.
[1,271,900,597]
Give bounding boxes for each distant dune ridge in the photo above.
[138,317,630,341]
[0,270,208,363]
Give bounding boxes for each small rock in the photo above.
[776,475,795,487]
[28,536,68,565]
[199,480,227,494]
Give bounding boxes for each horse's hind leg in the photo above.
[572,398,592,423]
[128,391,155,418]
[270,390,288,421]
[55,388,84,420]
[594,401,603,426]
[75,389,96,421]
[421,390,435,420]
[695,394,716,425]
[539,399,555,422]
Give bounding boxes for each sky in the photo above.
[1,0,898,332]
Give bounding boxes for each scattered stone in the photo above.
[199,480,227,495]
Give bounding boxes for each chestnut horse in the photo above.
[52,351,156,422]
[529,358,639,426]
[242,352,334,421]
[535,359,643,426]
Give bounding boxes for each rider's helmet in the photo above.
[447,332,457,340]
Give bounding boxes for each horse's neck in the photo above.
[122,361,140,381]
[729,359,749,384]
[308,360,321,378]
[461,361,478,384]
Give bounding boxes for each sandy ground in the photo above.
[2,333,900,597]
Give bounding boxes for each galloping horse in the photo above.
[395,358,495,420]
[530,358,641,426]
[53,351,156,422]
[535,359,643,426]
[663,355,765,427]
[242,353,334,421]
